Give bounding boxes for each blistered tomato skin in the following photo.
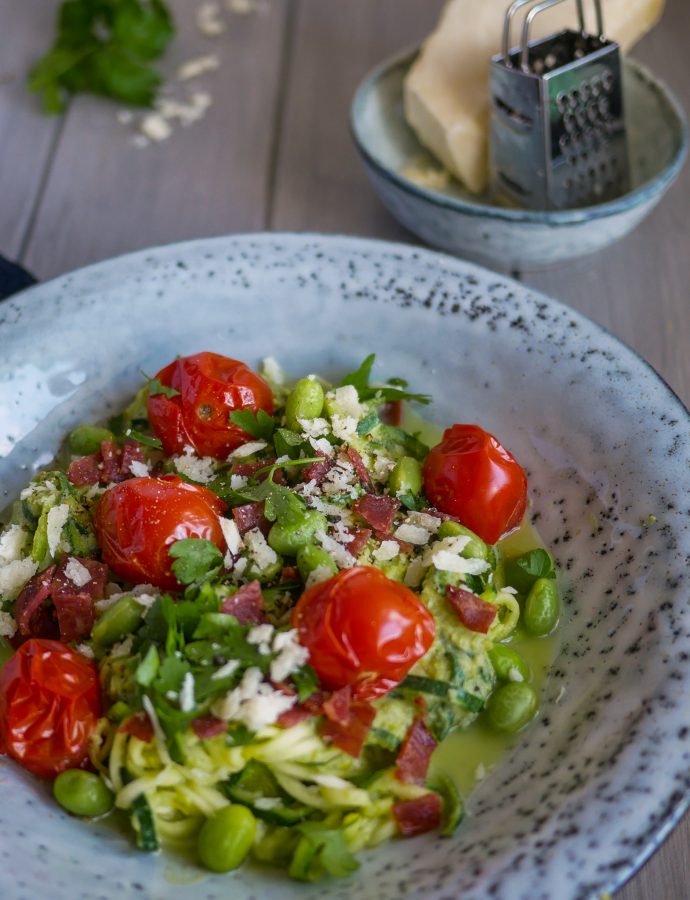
[147,352,274,459]
[292,567,435,701]
[0,639,101,779]
[423,424,528,545]
[93,475,227,590]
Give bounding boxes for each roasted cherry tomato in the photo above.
[423,424,527,545]
[93,475,226,590]
[147,352,274,459]
[292,567,435,701]
[0,639,101,779]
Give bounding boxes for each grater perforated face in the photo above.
[489,3,630,211]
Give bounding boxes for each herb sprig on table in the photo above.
[28,0,175,114]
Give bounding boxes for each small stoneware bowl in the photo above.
[351,49,688,270]
[1,234,690,900]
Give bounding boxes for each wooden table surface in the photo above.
[1,1,688,896]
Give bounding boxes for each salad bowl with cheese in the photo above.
[0,234,689,900]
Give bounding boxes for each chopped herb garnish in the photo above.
[230,409,277,442]
[169,538,224,585]
[356,412,380,435]
[125,428,163,449]
[340,353,430,405]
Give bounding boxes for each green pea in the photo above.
[523,578,559,636]
[488,644,530,684]
[268,511,327,556]
[107,701,133,723]
[198,804,256,873]
[69,423,114,456]
[54,770,114,818]
[437,520,494,564]
[388,456,423,497]
[485,682,538,733]
[296,544,337,583]
[92,596,143,646]
[284,378,324,432]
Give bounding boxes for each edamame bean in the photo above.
[53,770,114,818]
[284,378,324,432]
[296,544,337,583]
[69,424,114,456]
[437,520,493,563]
[92,596,143,646]
[488,644,530,684]
[523,577,559,636]
[198,804,256,873]
[268,511,327,556]
[485,682,538,733]
[388,456,423,498]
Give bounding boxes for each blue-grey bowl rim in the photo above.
[350,47,689,226]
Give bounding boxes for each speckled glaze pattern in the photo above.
[351,51,688,270]
[1,234,689,900]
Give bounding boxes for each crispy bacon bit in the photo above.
[67,454,101,486]
[14,559,107,642]
[281,565,299,582]
[221,580,266,625]
[120,440,145,476]
[51,558,108,642]
[301,450,333,486]
[321,700,376,758]
[277,706,314,728]
[395,719,437,785]
[191,715,228,740]
[347,448,373,491]
[276,687,328,728]
[322,686,352,728]
[393,793,442,837]
[120,712,154,743]
[345,528,372,557]
[100,440,124,483]
[232,502,268,535]
[446,585,497,634]
[231,459,283,483]
[353,494,400,532]
[379,400,402,426]
[15,566,57,638]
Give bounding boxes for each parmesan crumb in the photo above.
[173,445,216,483]
[305,564,334,589]
[262,356,285,385]
[140,113,172,143]
[270,629,309,682]
[315,531,356,569]
[212,659,240,681]
[228,440,268,460]
[219,518,243,556]
[197,1,226,36]
[298,417,329,439]
[333,385,363,419]
[0,611,17,639]
[179,672,196,713]
[394,523,432,545]
[64,557,92,588]
[373,540,399,562]
[244,528,278,571]
[46,504,70,558]
[0,525,28,563]
[129,459,150,478]
[177,54,221,81]
[508,667,524,683]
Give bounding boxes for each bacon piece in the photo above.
[393,793,442,837]
[379,400,402,426]
[120,712,154,743]
[345,528,372,558]
[277,706,314,728]
[322,686,352,728]
[232,502,268,535]
[301,450,333,486]
[354,494,400,533]
[101,440,124,483]
[221,580,266,625]
[446,585,497,634]
[191,715,228,739]
[281,565,299,582]
[231,459,283,483]
[395,719,437,785]
[321,700,376,758]
[347,448,373,491]
[15,566,57,637]
[120,440,145,477]
[67,454,102,486]
[51,558,108,642]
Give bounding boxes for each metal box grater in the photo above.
[489,0,630,210]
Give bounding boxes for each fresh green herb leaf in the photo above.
[356,412,380,436]
[263,482,307,524]
[230,409,277,442]
[294,824,360,879]
[131,793,159,851]
[373,425,429,461]
[152,654,191,695]
[248,457,322,486]
[135,645,160,686]
[143,373,180,399]
[28,0,175,114]
[125,427,162,449]
[169,538,223,585]
[455,689,485,713]
[339,354,430,405]
[273,427,307,460]
[463,573,484,594]
[398,491,423,511]
[516,548,556,580]
[291,665,319,702]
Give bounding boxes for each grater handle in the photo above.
[502,0,585,66]
[519,0,605,71]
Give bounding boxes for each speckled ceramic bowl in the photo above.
[1,234,689,900]
[351,50,688,270]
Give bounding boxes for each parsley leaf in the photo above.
[125,427,163,449]
[28,0,175,114]
[230,409,276,442]
[273,427,307,460]
[169,539,223,585]
[516,548,556,580]
[152,654,190,695]
[356,412,380,435]
[142,372,180,399]
[293,824,359,879]
[291,665,319,702]
[339,354,431,405]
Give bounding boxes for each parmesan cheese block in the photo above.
[404,0,665,194]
